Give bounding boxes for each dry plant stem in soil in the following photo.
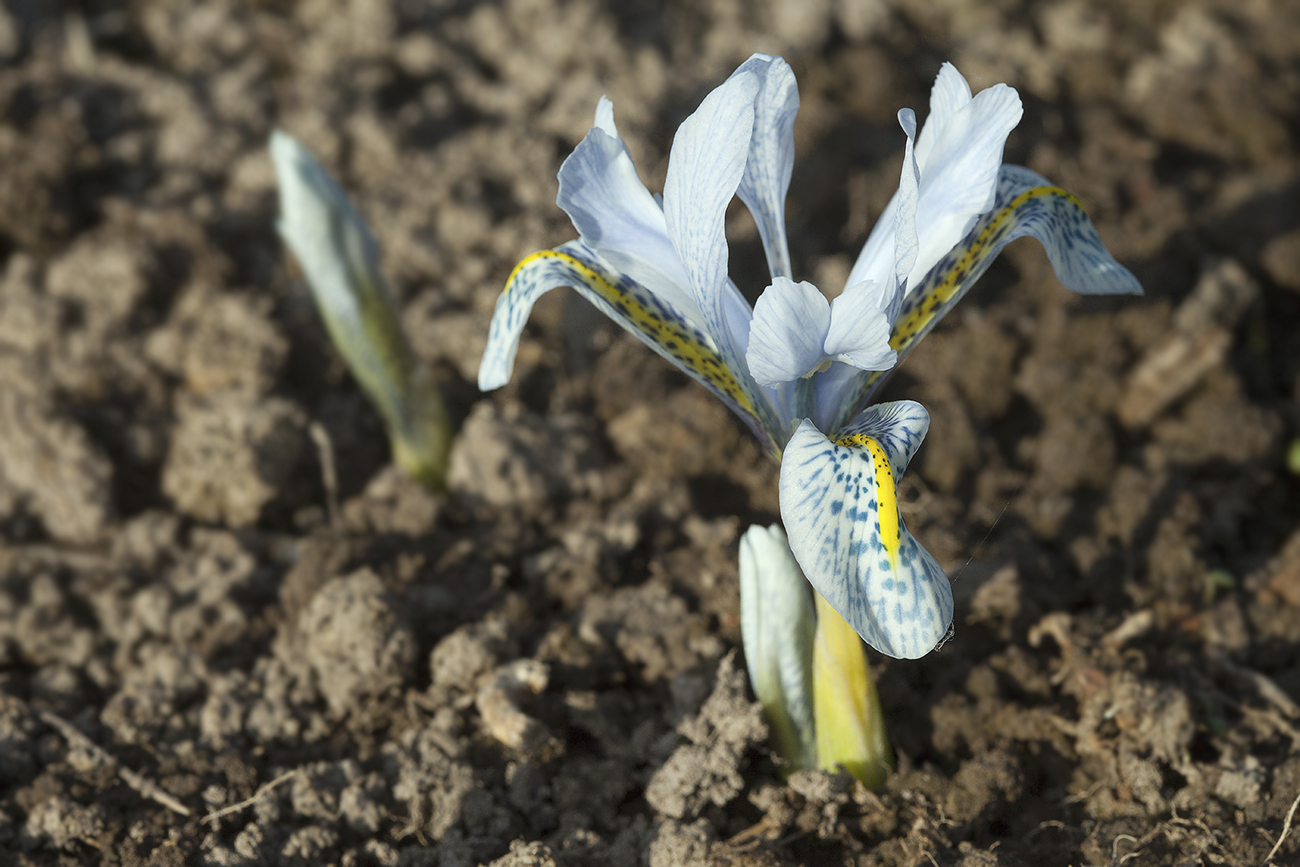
[33,706,190,818]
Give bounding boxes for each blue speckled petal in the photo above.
[779,402,953,659]
[841,164,1144,419]
[478,241,776,452]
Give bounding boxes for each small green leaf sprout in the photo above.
[1286,438,1300,475]
[270,131,452,491]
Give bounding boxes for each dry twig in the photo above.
[201,770,300,826]
[309,421,342,528]
[36,707,191,817]
[1264,790,1300,866]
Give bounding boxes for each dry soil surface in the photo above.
[1,2,1299,866]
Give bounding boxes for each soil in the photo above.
[0,1,1298,865]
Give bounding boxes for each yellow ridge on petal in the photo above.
[485,247,777,450]
[836,170,1139,430]
[889,186,1074,350]
[780,407,952,659]
[831,433,901,573]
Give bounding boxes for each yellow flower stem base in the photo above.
[812,591,894,789]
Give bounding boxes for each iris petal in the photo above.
[845,65,1022,295]
[912,62,972,170]
[478,241,775,452]
[557,100,703,329]
[823,280,896,371]
[890,107,921,316]
[843,164,1144,416]
[747,278,831,387]
[734,54,799,282]
[779,403,953,659]
[908,82,1022,288]
[663,69,761,374]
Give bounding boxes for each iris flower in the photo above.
[479,56,1140,658]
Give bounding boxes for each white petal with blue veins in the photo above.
[912,62,973,170]
[846,65,1022,298]
[734,54,800,282]
[908,81,1022,290]
[746,278,831,387]
[839,163,1144,418]
[477,241,779,453]
[557,100,704,331]
[824,280,896,371]
[779,404,953,659]
[663,69,761,374]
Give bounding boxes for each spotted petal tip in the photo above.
[778,403,954,659]
[998,165,1143,297]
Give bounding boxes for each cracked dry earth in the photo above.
[1,1,1299,866]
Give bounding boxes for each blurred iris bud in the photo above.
[271,131,452,491]
[740,523,817,771]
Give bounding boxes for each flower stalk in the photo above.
[812,592,893,788]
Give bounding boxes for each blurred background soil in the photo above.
[0,1,1298,865]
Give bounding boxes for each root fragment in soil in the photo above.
[200,770,302,826]
[34,705,191,817]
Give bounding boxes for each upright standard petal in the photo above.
[557,101,704,329]
[734,54,800,282]
[478,241,777,452]
[746,278,831,387]
[911,62,972,170]
[845,66,1022,295]
[662,69,761,366]
[889,108,921,315]
[740,524,817,770]
[907,82,1022,288]
[779,404,954,659]
[841,164,1144,417]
